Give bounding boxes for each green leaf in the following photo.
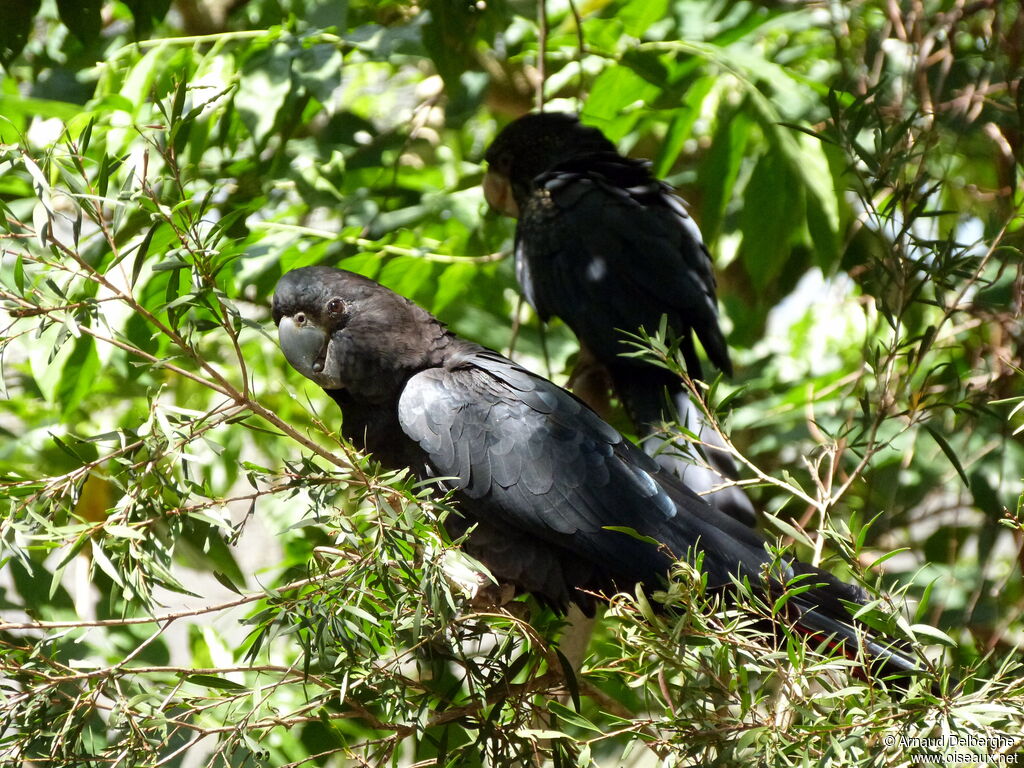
[581,65,659,141]
[57,334,100,415]
[56,0,102,45]
[548,700,603,734]
[131,223,159,287]
[421,0,481,125]
[13,251,24,292]
[380,256,434,303]
[236,40,293,149]
[0,0,41,67]
[186,674,247,691]
[698,106,750,240]
[867,548,911,571]
[518,729,570,741]
[553,649,581,713]
[104,524,146,541]
[170,76,187,125]
[90,542,126,588]
[797,133,842,271]
[121,0,172,38]
[762,513,814,549]
[924,423,970,488]
[738,150,803,291]
[214,570,243,595]
[178,521,246,586]
[152,257,189,272]
[602,525,662,548]
[616,0,670,38]
[292,43,344,104]
[117,44,171,127]
[653,76,713,178]
[908,623,957,647]
[10,557,76,620]
[432,262,475,314]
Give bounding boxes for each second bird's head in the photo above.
[272,266,442,398]
[483,111,616,218]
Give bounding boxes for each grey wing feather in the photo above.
[396,351,767,599]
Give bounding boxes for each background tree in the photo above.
[1,1,1022,766]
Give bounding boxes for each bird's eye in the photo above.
[327,298,345,316]
[294,312,306,326]
[494,150,514,172]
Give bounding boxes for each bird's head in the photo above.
[483,111,617,218]
[272,266,445,399]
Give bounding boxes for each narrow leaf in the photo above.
[185,674,247,691]
[131,223,159,287]
[924,424,969,487]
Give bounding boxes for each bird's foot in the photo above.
[567,346,614,420]
[469,576,529,619]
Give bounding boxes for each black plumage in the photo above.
[484,112,753,525]
[272,266,925,685]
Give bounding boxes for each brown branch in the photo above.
[537,0,548,110]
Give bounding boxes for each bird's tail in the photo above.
[651,460,938,693]
[616,369,944,691]
[779,560,937,691]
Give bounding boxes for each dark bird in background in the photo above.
[273,266,926,686]
[484,112,754,526]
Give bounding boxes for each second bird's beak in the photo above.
[483,169,520,218]
[278,316,345,390]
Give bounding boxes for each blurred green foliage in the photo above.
[0,0,1022,765]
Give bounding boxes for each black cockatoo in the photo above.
[272,266,927,686]
[484,112,753,525]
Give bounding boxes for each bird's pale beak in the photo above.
[278,316,345,389]
[483,169,520,218]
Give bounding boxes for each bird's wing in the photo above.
[397,347,768,597]
[517,155,730,376]
[396,347,923,686]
